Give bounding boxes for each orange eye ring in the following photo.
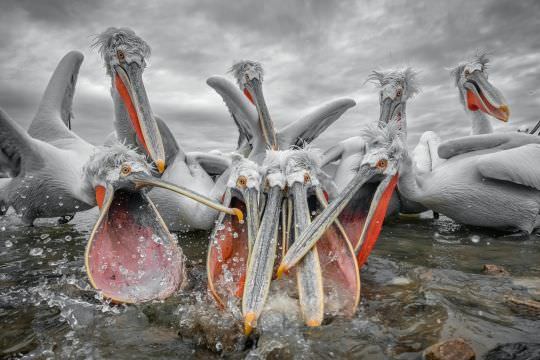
[303,173,311,184]
[120,163,132,176]
[396,89,402,97]
[117,50,125,61]
[376,159,388,170]
[237,175,248,188]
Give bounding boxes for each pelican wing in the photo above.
[28,51,83,144]
[206,76,259,151]
[186,152,232,176]
[477,144,540,191]
[438,133,540,160]
[277,99,356,148]
[0,108,43,177]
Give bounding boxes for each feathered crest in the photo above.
[92,27,151,74]
[367,67,420,99]
[359,120,405,161]
[84,142,149,182]
[285,148,322,172]
[450,50,491,86]
[229,60,264,86]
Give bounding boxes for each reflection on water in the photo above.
[1,210,539,359]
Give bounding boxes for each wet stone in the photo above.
[484,343,540,360]
[503,295,540,319]
[482,264,509,276]
[422,338,475,360]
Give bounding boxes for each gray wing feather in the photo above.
[186,151,232,176]
[277,98,356,148]
[438,133,540,159]
[477,144,540,190]
[28,51,84,143]
[0,107,42,177]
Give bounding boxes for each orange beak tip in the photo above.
[276,264,287,279]
[232,208,244,222]
[244,312,256,336]
[306,319,322,327]
[500,105,510,122]
[155,159,166,174]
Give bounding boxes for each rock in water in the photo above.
[423,338,475,360]
[484,343,540,360]
[482,264,509,276]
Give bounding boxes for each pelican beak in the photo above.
[378,97,403,128]
[85,183,184,304]
[244,78,278,150]
[289,182,324,327]
[85,175,243,304]
[464,71,510,122]
[278,165,380,274]
[207,186,259,307]
[114,63,166,172]
[242,185,283,335]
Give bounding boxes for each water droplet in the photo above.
[470,235,480,244]
[40,234,49,240]
[232,232,238,239]
[30,247,43,256]
[64,235,72,242]
[58,202,63,207]
[0,226,5,231]
[5,240,13,248]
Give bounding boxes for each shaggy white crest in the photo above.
[450,51,490,87]
[92,27,151,75]
[285,149,322,187]
[83,142,150,186]
[261,150,290,189]
[360,120,406,163]
[227,154,261,189]
[367,67,420,100]
[229,60,264,88]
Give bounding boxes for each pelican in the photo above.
[450,52,509,135]
[207,60,356,163]
[94,28,233,231]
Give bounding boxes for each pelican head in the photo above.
[230,60,278,149]
[451,52,509,122]
[93,27,166,173]
[279,122,405,275]
[207,155,261,307]
[368,68,419,130]
[84,144,242,304]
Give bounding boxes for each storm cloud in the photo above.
[0,0,539,151]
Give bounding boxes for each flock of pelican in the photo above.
[1,27,536,335]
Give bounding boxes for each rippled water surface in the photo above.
[1,209,539,359]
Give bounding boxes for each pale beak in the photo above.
[242,185,282,335]
[289,182,324,327]
[378,97,403,128]
[115,63,166,172]
[464,70,510,122]
[245,78,279,150]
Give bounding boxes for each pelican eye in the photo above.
[120,164,132,176]
[376,159,388,170]
[303,173,311,184]
[237,175,248,188]
[117,50,125,61]
[396,89,402,97]
[464,69,470,77]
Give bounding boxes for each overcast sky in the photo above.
[1,0,539,152]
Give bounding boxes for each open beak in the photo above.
[85,176,243,304]
[277,165,379,274]
[290,182,324,327]
[245,78,278,150]
[242,185,282,335]
[115,63,166,173]
[85,184,183,304]
[464,71,509,122]
[207,187,259,308]
[378,97,403,128]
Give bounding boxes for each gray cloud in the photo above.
[0,0,538,153]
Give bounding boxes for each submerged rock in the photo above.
[422,338,475,360]
[484,343,540,360]
[482,264,509,276]
[504,295,540,319]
